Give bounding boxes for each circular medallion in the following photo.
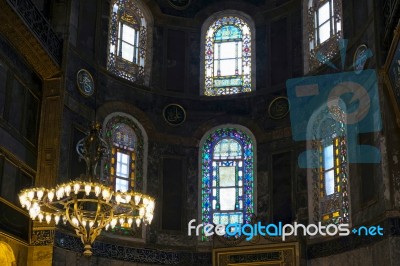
[76,69,95,97]
[168,0,191,10]
[163,104,186,126]
[353,44,368,74]
[268,97,290,119]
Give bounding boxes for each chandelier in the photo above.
[18,122,155,256]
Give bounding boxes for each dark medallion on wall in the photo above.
[353,44,369,74]
[168,0,191,10]
[76,69,95,97]
[163,104,186,126]
[268,97,289,119]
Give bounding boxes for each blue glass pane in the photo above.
[214,25,242,42]
[323,144,333,169]
[213,212,243,225]
[324,170,334,195]
[214,77,242,88]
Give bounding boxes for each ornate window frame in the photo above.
[107,0,153,85]
[109,123,137,192]
[103,112,148,194]
[306,102,351,226]
[200,10,256,96]
[303,0,343,72]
[198,125,257,240]
[102,112,149,239]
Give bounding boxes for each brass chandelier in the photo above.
[18,122,155,256]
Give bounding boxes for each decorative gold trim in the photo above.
[162,104,186,126]
[382,21,400,128]
[213,242,299,266]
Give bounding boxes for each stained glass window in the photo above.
[104,116,145,193]
[108,0,147,83]
[110,123,136,192]
[103,114,147,236]
[201,128,254,239]
[310,0,341,49]
[311,106,349,225]
[204,16,252,96]
[306,0,342,70]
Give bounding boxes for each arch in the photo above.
[302,0,343,72]
[304,100,350,226]
[198,124,257,239]
[200,10,256,96]
[103,112,148,192]
[107,0,153,85]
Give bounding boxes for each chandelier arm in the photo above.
[73,198,91,248]
[74,199,83,227]
[64,201,75,229]
[94,197,103,223]
[42,196,70,213]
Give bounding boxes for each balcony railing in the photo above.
[6,0,63,65]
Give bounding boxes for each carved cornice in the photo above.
[0,0,61,79]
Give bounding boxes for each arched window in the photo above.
[200,126,255,237]
[103,114,147,193]
[107,0,153,84]
[309,105,349,225]
[201,12,256,96]
[304,0,342,71]
[110,123,136,192]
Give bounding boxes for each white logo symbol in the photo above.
[327,81,370,124]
